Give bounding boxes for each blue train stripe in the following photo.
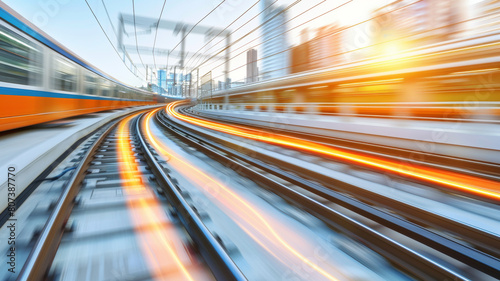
[0,86,148,102]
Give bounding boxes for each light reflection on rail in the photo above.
[117,112,198,281]
[144,109,343,281]
[166,101,500,201]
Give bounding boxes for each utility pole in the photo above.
[196,68,200,101]
[173,65,177,97]
[224,33,231,90]
[224,34,231,105]
[148,65,153,85]
[188,71,192,98]
[180,27,186,68]
[182,68,186,98]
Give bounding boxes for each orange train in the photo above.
[0,3,165,132]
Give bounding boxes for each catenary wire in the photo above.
[84,0,145,80]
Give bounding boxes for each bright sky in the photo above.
[2,0,479,88]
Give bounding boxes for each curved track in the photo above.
[159,102,500,280]
[14,109,244,281]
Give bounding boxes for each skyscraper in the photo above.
[309,25,343,69]
[373,0,466,48]
[260,0,290,80]
[166,73,175,95]
[290,26,343,74]
[158,69,167,91]
[246,49,259,83]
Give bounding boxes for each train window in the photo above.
[0,25,42,85]
[100,78,111,97]
[85,73,98,95]
[54,58,77,92]
[118,86,125,98]
[112,84,119,97]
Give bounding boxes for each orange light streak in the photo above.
[117,113,196,281]
[166,101,500,201]
[144,109,342,281]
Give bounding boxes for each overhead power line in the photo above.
[101,0,145,78]
[187,0,280,70]
[84,0,145,81]
[200,0,337,73]
[209,0,420,82]
[168,0,227,60]
[207,0,354,79]
[101,0,118,38]
[190,0,302,72]
[183,0,265,70]
[132,0,148,72]
[152,0,168,71]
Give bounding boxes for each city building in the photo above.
[246,49,259,83]
[260,0,290,80]
[182,73,192,97]
[308,25,343,69]
[290,25,343,74]
[218,80,225,90]
[290,42,310,74]
[157,69,167,91]
[373,0,466,52]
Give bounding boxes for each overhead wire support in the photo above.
[101,0,145,78]
[168,0,227,64]
[183,0,263,70]
[84,0,145,81]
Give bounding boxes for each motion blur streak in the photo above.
[144,109,342,281]
[117,112,195,281]
[167,102,500,201]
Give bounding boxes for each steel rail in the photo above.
[154,110,474,280]
[135,112,247,281]
[17,117,120,281]
[158,107,500,278]
[189,108,500,182]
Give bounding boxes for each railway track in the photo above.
[181,105,500,254]
[189,108,500,182]
[179,106,500,256]
[158,105,500,280]
[5,104,499,281]
[12,110,244,281]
